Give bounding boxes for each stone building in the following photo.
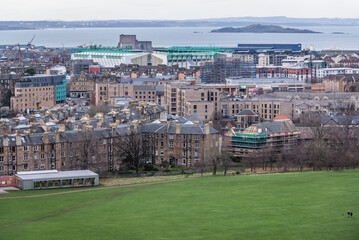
[141,121,220,167]
[0,120,220,175]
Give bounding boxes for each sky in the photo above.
[1,0,359,21]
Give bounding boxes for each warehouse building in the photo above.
[15,170,99,190]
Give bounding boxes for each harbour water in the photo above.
[0,26,358,50]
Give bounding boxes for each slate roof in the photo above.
[141,122,218,135]
[244,120,297,135]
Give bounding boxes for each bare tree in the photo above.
[74,130,104,172]
[194,156,209,176]
[219,150,234,176]
[119,131,144,176]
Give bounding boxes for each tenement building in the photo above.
[0,120,220,175]
[141,121,220,167]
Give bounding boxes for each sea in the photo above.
[0,26,358,50]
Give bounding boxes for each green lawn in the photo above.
[1,170,359,240]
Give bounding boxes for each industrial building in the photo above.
[118,34,152,51]
[71,48,149,67]
[15,170,99,190]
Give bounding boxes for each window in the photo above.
[182,159,186,165]
[24,146,28,151]
[34,155,38,160]
[61,152,66,158]
[169,135,174,140]
[40,164,45,169]
[0,166,4,172]
[169,141,173,148]
[41,154,45,160]
[195,135,200,140]
[24,164,28,170]
[0,156,3,162]
[34,145,38,152]
[12,156,16,162]
[0,147,3,153]
[195,143,199,148]
[24,155,28,161]
[61,143,65,149]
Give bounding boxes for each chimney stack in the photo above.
[3,135,9,147]
[54,131,60,143]
[43,132,49,144]
[176,123,181,134]
[204,123,210,135]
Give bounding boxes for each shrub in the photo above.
[143,164,158,172]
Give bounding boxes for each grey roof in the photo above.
[141,122,218,135]
[16,170,98,181]
[236,109,258,116]
[245,120,297,135]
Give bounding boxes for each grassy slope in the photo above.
[0,171,358,240]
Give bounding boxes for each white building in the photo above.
[316,68,359,78]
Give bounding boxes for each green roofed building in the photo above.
[152,47,234,68]
[71,48,149,67]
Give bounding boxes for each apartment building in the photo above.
[221,100,294,121]
[141,121,220,167]
[95,83,133,105]
[256,66,312,82]
[10,72,66,113]
[164,82,222,120]
[95,82,165,106]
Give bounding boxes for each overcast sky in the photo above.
[2,0,359,21]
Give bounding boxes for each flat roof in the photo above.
[16,170,98,181]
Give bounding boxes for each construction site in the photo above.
[201,55,256,84]
[226,119,301,158]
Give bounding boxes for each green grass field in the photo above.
[1,170,359,240]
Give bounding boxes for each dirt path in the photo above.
[0,177,197,200]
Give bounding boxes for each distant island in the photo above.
[211,24,321,33]
[332,32,345,34]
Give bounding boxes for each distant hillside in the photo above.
[211,24,321,33]
[1,17,359,30]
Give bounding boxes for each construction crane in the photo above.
[27,35,36,47]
